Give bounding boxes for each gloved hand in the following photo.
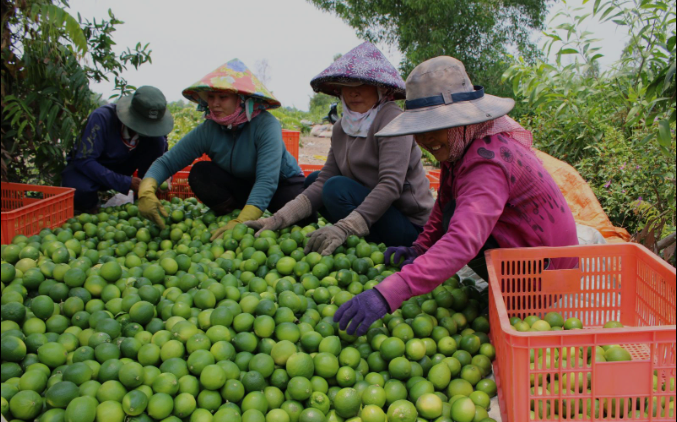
[385,246,419,267]
[305,211,369,256]
[210,205,263,241]
[246,195,312,237]
[333,289,390,336]
[138,178,168,229]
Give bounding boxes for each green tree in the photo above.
[1,0,152,184]
[307,0,547,103]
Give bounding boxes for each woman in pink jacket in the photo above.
[335,56,578,335]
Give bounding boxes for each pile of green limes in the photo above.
[2,197,499,422]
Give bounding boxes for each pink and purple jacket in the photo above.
[375,133,578,311]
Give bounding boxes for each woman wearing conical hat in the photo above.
[333,56,579,336]
[247,42,435,255]
[138,59,307,237]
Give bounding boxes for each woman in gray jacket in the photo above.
[248,42,434,255]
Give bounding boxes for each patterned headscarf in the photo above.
[340,87,395,137]
[204,96,264,129]
[446,116,533,162]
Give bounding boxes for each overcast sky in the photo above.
[68,0,628,111]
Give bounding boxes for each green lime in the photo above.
[416,393,443,419]
[62,361,93,386]
[38,342,68,368]
[387,399,418,422]
[287,377,313,401]
[96,400,125,422]
[32,295,55,320]
[1,335,26,362]
[100,261,122,282]
[243,409,266,422]
[605,346,632,362]
[564,317,584,330]
[361,385,386,407]
[241,391,268,414]
[286,353,314,379]
[122,389,148,416]
[148,393,174,420]
[45,381,80,408]
[450,397,476,422]
[10,389,43,420]
[65,396,97,422]
[334,388,361,418]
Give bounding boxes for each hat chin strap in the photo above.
[405,86,484,110]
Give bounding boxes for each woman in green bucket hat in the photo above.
[139,59,307,236]
[62,85,174,213]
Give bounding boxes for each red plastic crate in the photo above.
[1,182,75,245]
[282,129,300,162]
[487,244,676,422]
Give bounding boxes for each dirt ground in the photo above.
[299,135,331,165]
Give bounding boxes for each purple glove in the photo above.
[333,290,390,336]
[385,246,418,268]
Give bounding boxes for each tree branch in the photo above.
[657,232,676,251]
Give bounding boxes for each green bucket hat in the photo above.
[116,86,174,137]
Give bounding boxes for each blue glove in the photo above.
[385,246,418,268]
[334,289,390,336]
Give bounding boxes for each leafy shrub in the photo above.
[504,0,676,259]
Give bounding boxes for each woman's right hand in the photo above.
[385,246,419,267]
[245,194,313,237]
[245,215,283,237]
[138,178,169,229]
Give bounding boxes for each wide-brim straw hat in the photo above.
[376,56,514,137]
[182,58,281,109]
[310,42,406,100]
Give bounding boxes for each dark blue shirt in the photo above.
[63,104,168,193]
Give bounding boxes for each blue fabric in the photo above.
[405,86,485,110]
[146,111,302,211]
[62,104,167,210]
[305,171,422,246]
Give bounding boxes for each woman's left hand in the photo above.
[333,289,390,336]
[210,205,263,241]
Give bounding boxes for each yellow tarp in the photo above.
[535,150,630,243]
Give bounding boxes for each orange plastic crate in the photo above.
[1,182,75,244]
[426,172,440,190]
[157,171,196,201]
[282,129,300,162]
[300,164,323,177]
[487,244,676,422]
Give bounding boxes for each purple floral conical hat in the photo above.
[310,42,406,100]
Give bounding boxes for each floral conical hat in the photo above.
[182,59,281,109]
[310,42,406,100]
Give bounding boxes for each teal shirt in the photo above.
[146,111,302,211]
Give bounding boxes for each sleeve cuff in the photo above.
[412,243,427,256]
[375,273,413,313]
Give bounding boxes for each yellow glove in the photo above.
[210,205,263,241]
[138,178,169,229]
